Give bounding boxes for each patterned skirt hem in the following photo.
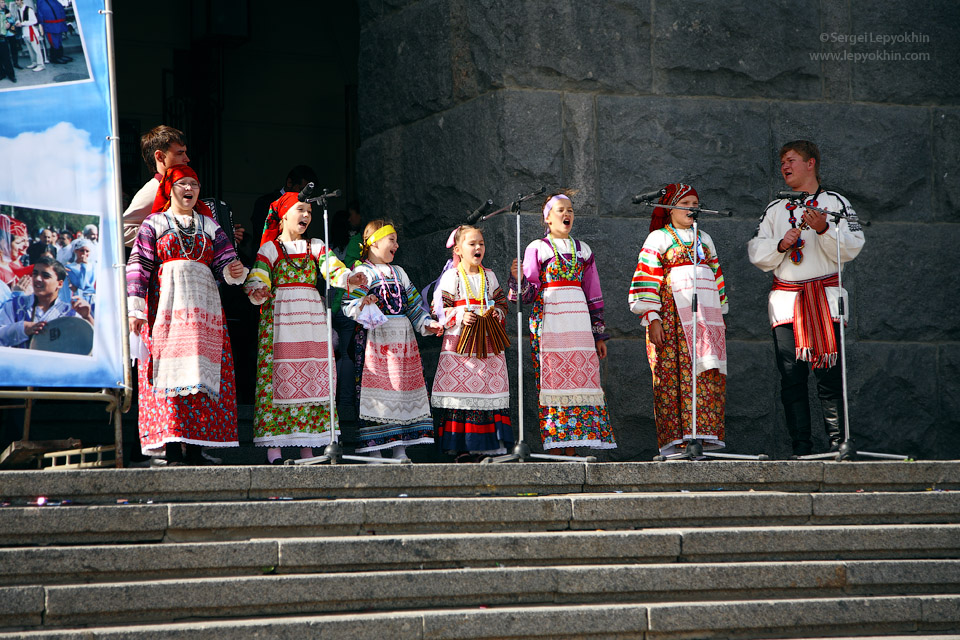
[439,431,513,455]
[543,439,618,450]
[540,392,606,407]
[270,399,334,408]
[444,446,508,456]
[358,411,431,425]
[472,446,507,455]
[253,432,338,448]
[431,395,510,410]
[141,438,240,455]
[155,383,220,400]
[355,436,435,453]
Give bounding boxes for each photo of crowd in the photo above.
[0,206,99,355]
[0,0,90,90]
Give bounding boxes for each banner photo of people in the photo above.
[0,0,93,92]
[0,0,123,388]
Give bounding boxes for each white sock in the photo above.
[393,445,407,459]
[368,449,382,458]
[299,447,314,459]
[266,447,281,463]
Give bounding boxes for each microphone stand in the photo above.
[295,187,406,466]
[636,200,767,462]
[483,188,597,464]
[780,196,906,462]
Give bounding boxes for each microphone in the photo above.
[465,199,493,224]
[718,209,733,217]
[632,188,666,204]
[297,182,315,202]
[776,190,808,200]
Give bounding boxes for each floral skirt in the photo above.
[530,295,616,450]
[137,315,239,455]
[253,297,337,448]
[646,286,725,456]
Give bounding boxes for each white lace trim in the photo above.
[252,431,338,447]
[355,436,435,453]
[128,296,147,319]
[358,411,432,425]
[222,264,249,285]
[539,392,606,407]
[544,439,617,450]
[271,399,333,408]
[158,382,219,400]
[141,437,240,455]
[431,395,509,410]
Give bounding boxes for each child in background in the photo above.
[342,220,443,461]
[510,191,617,456]
[431,225,513,461]
[244,193,365,464]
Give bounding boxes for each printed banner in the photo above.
[0,0,124,388]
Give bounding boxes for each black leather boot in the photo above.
[164,441,185,465]
[784,400,812,456]
[821,398,843,452]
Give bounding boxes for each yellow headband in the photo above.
[365,224,396,246]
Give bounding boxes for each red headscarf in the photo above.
[152,164,214,218]
[8,218,27,240]
[649,183,698,232]
[259,191,301,247]
[2,216,32,278]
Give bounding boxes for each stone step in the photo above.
[2,593,958,638]
[2,524,959,586]
[4,559,960,630]
[2,490,959,547]
[2,461,958,504]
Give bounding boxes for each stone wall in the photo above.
[114,3,359,230]
[356,0,960,460]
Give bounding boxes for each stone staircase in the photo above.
[1,461,958,639]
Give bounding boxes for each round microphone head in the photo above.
[298,182,316,202]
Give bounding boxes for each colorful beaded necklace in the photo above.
[279,239,312,271]
[369,261,404,314]
[457,263,486,313]
[548,236,579,279]
[665,224,704,265]
[166,211,206,261]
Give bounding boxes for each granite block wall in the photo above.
[357,0,960,460]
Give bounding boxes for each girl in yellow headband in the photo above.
[342,219,443,461]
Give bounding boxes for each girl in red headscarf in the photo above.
[628,184,728,457]
[126,165,248,464]
[243,193,365,464]
[0,215,32,287]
